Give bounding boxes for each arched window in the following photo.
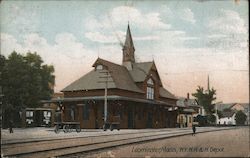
[96,64,103,70]
[146,78,154,100]
[147,78,154,85]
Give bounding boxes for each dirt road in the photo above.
[85,127,249,157]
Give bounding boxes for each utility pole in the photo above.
[98,70,113,129]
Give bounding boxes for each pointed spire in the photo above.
[122,23,135,63]
[124,24,135,51]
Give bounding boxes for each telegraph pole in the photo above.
[98,70,113,129]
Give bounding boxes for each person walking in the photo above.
[192,124,196,136]
[9,120,14,133]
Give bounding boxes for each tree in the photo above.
[216,110,223,119]
[207,114,216,124]
[235,111,247,125]
[194,115,207,127]
[192,86,216,115]
[1,51,55,127]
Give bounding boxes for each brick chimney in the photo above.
[187,93,190,99]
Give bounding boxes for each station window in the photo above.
[26,111,33,117]
[147,78,154,85]
[83,104,90,120]
[43,111,51,117]
[146,78,154,100]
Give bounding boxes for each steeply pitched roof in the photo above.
[159,87,177,100]
[129,62,154,82]
[217,103,235,111]
[221,111,235,118]
[62,58,143,93]
[123,24,135,63]
[61,69,116,91]
[124,24,135,52]
[176,97,200,107]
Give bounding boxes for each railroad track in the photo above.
[1,127,235,158]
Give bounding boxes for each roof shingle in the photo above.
[129,62,154,82]
[62,58,143,93]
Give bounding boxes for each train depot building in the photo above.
[48,25,180,129]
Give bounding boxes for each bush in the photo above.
[235,111,247,125]
[194,115,207,126]
[207,114,216,124]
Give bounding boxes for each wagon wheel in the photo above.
[63,125,69,133]
[54,125,60,134]
[69,125,74,133]
[76,125,81,133]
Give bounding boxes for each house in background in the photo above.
[231,103,249,125]
[217,110,236,125]
[44,25,179,129]
[176,93,204,127]
[216,103,249,125]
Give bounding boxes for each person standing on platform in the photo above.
[9,119,14,133]
[192,124,196,136]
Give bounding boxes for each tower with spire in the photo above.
[122,24,135,70]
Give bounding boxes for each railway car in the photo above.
[22,108,55,127]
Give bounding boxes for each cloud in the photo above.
[1,33,25,55]
[85,32,118,43]
[83,5,200,49]
[109,6,171,30]
[208,9,248,34]
[4,4,39,35]
[1,32,96,92]
[84,6,171,32]
[134,35,160,41]
[84,6,172,44]
[85,31,160,43]
[180,8,196,24]
[206,34,228,39]
[205,9,248,50]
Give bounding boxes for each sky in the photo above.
[0,0,249,103]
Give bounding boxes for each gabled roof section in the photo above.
[129,62,154,82]
[159,87,177,100]
[61,69,116,92]
[62,58,143,93]
[217,103,235,111]
[221,111,235,118]
[177,97,200,107]
[129,61,163,86]
[94,58,143,93]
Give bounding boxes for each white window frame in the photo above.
[146,78,154,100]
